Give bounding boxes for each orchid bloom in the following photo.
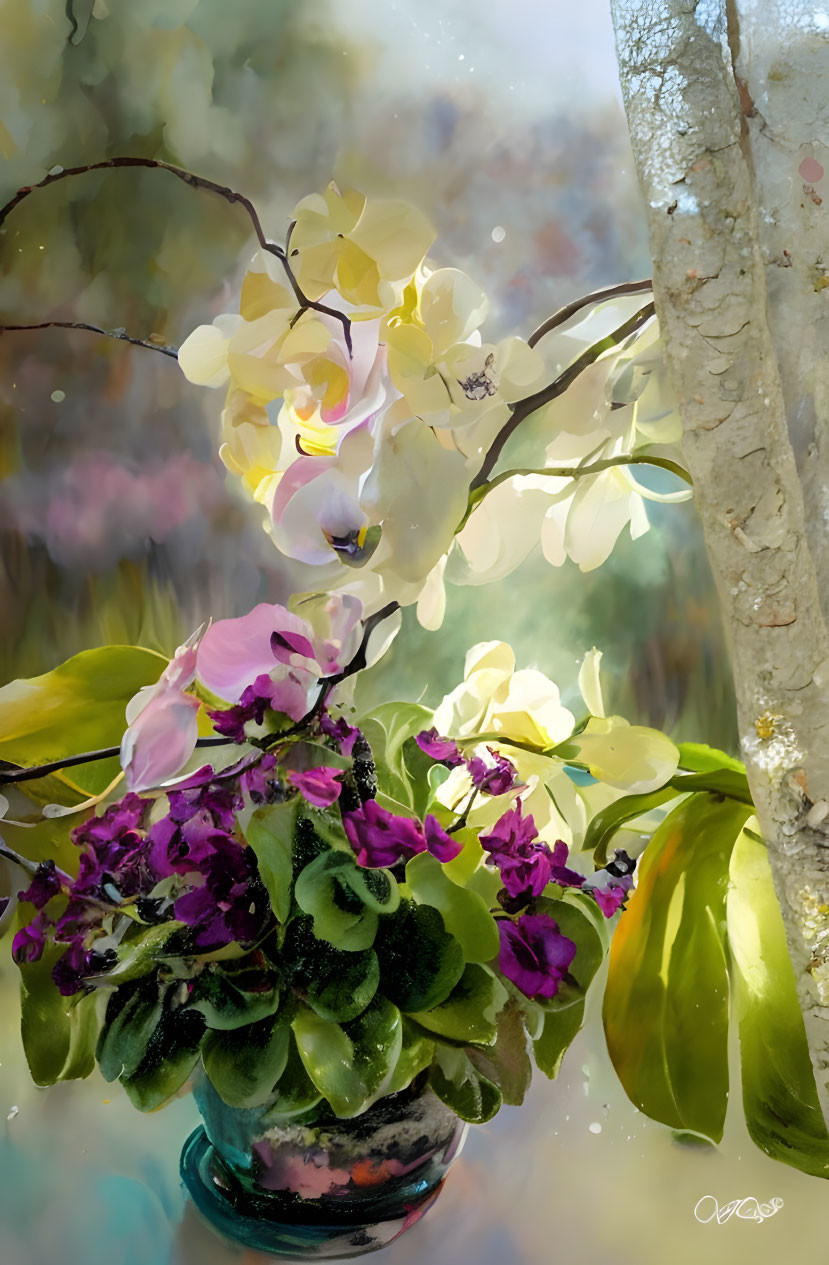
[120,631,202,793]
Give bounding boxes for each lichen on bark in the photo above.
[612,0,829,1116]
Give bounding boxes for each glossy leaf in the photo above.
[19,943,99,1085]
[97,976,165,1082]
[467,997,532,1105]
[668,769,753,805]
[405,851,500,964]
[244,799,299,923]
[603,793,751,1142]
[429,1045,502,1123]
[0,645,167,796]
[259,1033,323,1124]
[727,827,829,1177]
[281,915,379,1022]
[374,898,464,1012]
[292,996,403,1117]
[384,1018,436,1096]
[533,1002,586,1079]
[410,963,507,1045]
[294,850,398,951]
[186,965,281,1030]
[676,742,745,775]
[121,1006,206,1111]
[582,786,677,866]
[99,920,188,985]
[203,1014,292,1109]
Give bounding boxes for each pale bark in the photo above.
[611,0,829,1116]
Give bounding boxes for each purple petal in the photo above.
[498,913,576,1000]
[343,800,426,868]
[415,728,464,767]
[287,766,343,808]
[424,814,463,863]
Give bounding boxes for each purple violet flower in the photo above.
[320,712,361,757]
[342,801,462,868]
[480,802,557,899]
[548,840,587,889]
[467,748,523,796]
[498,912,577,1001]
[18,860,63,910]
[587,875,634,918]
[415,728,464,768]
[287,766,343,808]
[11,911,51,965]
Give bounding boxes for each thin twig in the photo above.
[527,278,653,348]
[0,735,232,788]
[0,320,178,359]
[0,157,352,355]
[470,301,656,491]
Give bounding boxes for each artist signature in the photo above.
[694,1195,783,1224]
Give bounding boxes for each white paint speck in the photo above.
[589,1121,602,1134]
[51,390,65,403]
[491,225,506,243]
[7,1106,18,1121]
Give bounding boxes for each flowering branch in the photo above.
[470,300,657,491]
[0,157,352,355]
[458,453,693,530]
[526,278,653,348]
[0,320,179,359]
[0,735,232,788]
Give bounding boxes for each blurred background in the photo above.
[0,0,736,743]
[2,4,797,1264]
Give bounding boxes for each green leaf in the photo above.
[259,1032,324,1124]
[374,898,464,1012]
[97,920,188,985]
[203,1014,292,1109]
[582,786,678,866]
[727,827,829,1177]
[668,769,753,805]
[603,792,752,1143]
[96,976,165,1082]
[676,742,745,775]
[19,943,99,1085]
[441,827,504,906]
[0,645,167,796]
[467,997,532,1106]
[121,1007,206,1111]
[357,702,434,810]
[405,851,500,964]
[244,799,299,923]
[429,1045,501,1123]
[292,996,403,1117]
[294,850,398,951]
[185,964,281,1030]
[533,1003,586,1079]
[282,915,379,1022]
[384,1018,435,1096]
[410,963,507,1045]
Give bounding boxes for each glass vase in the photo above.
[180,1070,468,1258]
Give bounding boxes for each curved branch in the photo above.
[0,735,231,788]
[527,278,654,348]
[0,156,352,355]
[471,301,657,491]
[0,321,179,359]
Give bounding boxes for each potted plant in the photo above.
[3,167,829,1258]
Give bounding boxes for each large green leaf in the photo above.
[203,1013,292,1109]
[97,976,165,1082]
[374,898,464,1012]
[121,1007,206,1111]
[533,1003,586,1079]
[19,941,99,1085]
[410,963,507,1045]
[294,850,398,951]
[244,799,299,923]
[727,827,829,1177]
[292,996,403,1117]
[281,915,379,1022]
[603,792,752,1142]
[429,1045,502,1123]
[467,997,533,1106]
[676,742,745,775]
[405,851,500,964]
[358,701,434,811]
[185,964,281,1030]
[384,1018,435,1096]
[582,786,678,866]
[0,645,167,796]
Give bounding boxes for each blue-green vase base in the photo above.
[180,1127,443,1259]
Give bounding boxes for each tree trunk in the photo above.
[611,0,829,1117]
